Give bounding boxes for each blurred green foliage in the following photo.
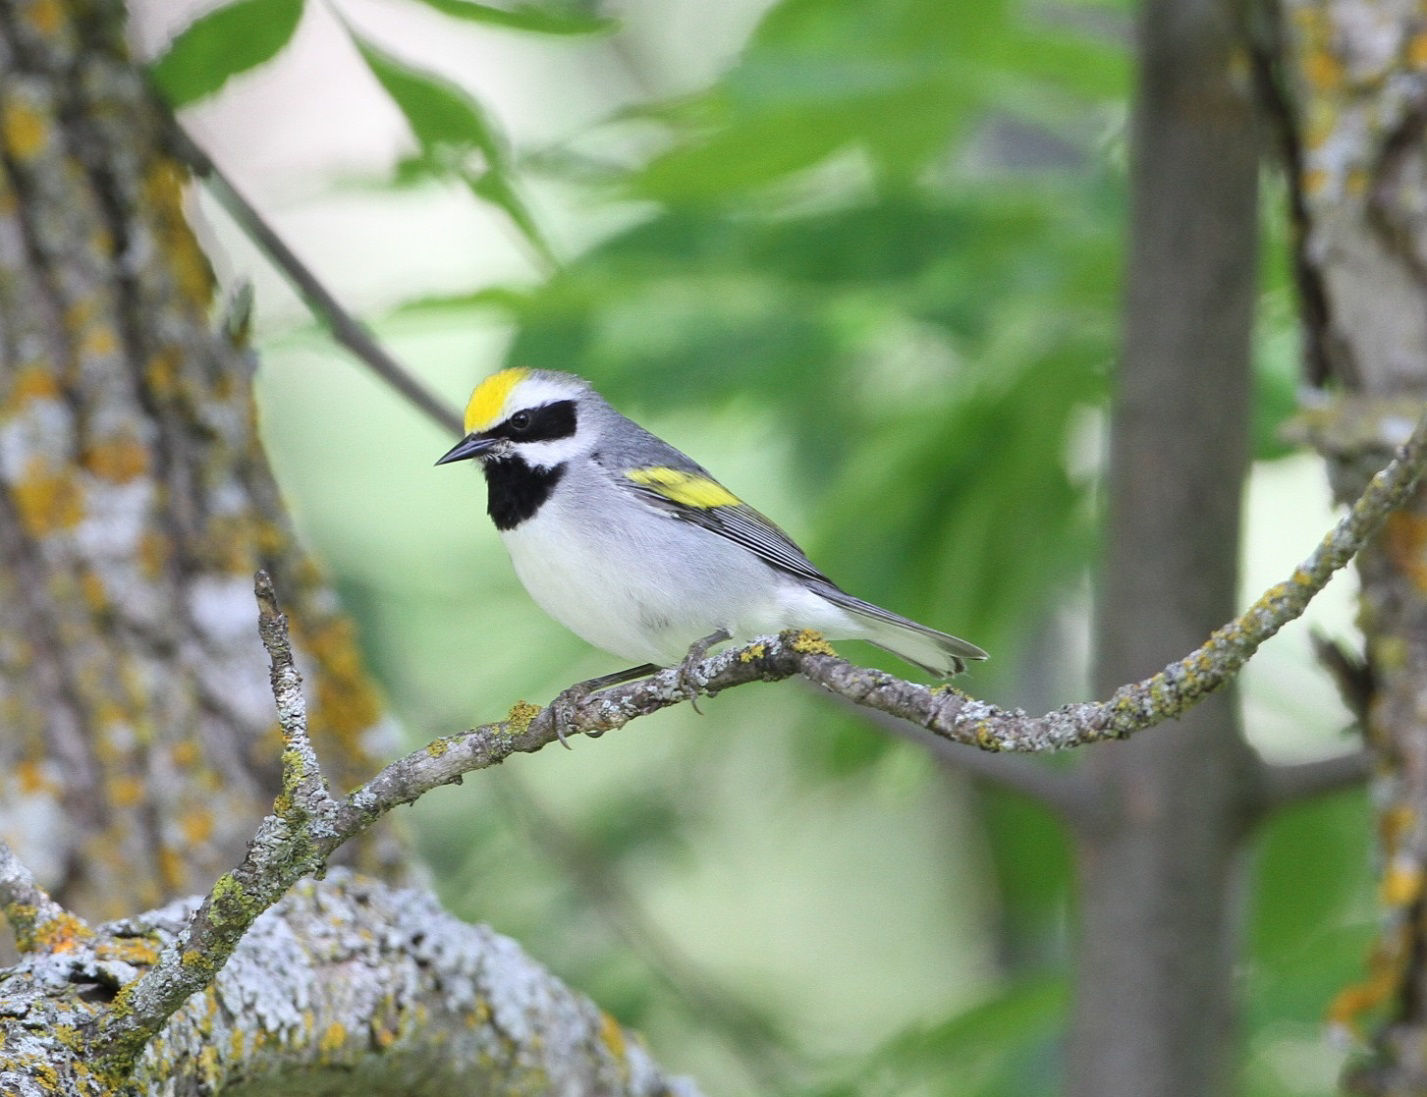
[164,0,1366,1092]
[151,0,304,106]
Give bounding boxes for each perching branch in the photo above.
[79,401,1426,1076]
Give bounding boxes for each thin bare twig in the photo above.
[167,127,462,437]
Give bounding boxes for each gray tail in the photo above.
[813,583,988,677]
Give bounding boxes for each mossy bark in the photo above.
[1268,0,1427,1090]
[0,0,402,922]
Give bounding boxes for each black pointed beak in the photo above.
[435,433,497,466]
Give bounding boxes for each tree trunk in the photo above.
[1066,0,1263,1094]
[0,2,708,1092]
[0,0,402,923]
[1264,0,1427,1090]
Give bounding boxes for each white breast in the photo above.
[498,476,857,666]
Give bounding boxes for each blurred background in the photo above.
[127,0,1369,1092]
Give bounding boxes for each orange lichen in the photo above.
[79,324,119,358]
[372,1020,398,1049]
[1328,930,1407,1034]
[2,364,60,413]
[317,1021,347,1056]
[1382,511,1427,592]
[109,775,145,808]
[1,97,47,160]
[295,616,384,756]
[171,739,200,768]
[1303,47,1345,91]
[83,435,150,483]
[13,457,84,535]
[1409,30,1427,69]
[199,514,260,574]
[1379,804,1414,847]
[256,517,288,559]
[32,911,94,955]
[145,347,182,398]
[180,807,214,845]
[1380,860,1423,907]
[99,934,160,968]
[23,0,62,35]
[79,570,108,612]
[138,529,170,579]
[15,759,54,794]
[143,160,214,307]
[157,845,186,890]
[599,1011,627,1063]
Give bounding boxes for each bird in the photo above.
[436,368,986,720]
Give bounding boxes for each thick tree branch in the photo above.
[0,871,699,1097]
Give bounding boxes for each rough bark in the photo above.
[0,3,710,1090]
[1065,0,1263,1095]
[0,871,698,1097]
[1262,0,1427,1090]
[0,0,401,921]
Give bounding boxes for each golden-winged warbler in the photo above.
[437,369,987,685]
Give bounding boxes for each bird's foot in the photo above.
[675,629,730,715]
[549,664,659,747]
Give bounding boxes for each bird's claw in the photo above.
[544,663,661,747]
[549,682,592,749]
[675,629,730,715]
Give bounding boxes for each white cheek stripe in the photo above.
[517,434,586,469]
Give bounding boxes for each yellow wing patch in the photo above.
[463,368,530,433]
[627,467,740,509]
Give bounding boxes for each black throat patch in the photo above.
[482,457,565,531]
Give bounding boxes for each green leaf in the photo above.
[404,0,616,36]
[150,0,305,108]
[466,171,557,269]
[343,27,556,262]
[346,31,504,164]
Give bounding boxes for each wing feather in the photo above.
[619,466,830,584]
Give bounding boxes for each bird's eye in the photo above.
[508,411,532,433]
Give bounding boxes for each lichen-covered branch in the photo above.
[80,398,1427,1079]
[93,574,342,1070]
[0,872,698,1097]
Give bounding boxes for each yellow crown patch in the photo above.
[627,467,739,509]
[463,368,531,433]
